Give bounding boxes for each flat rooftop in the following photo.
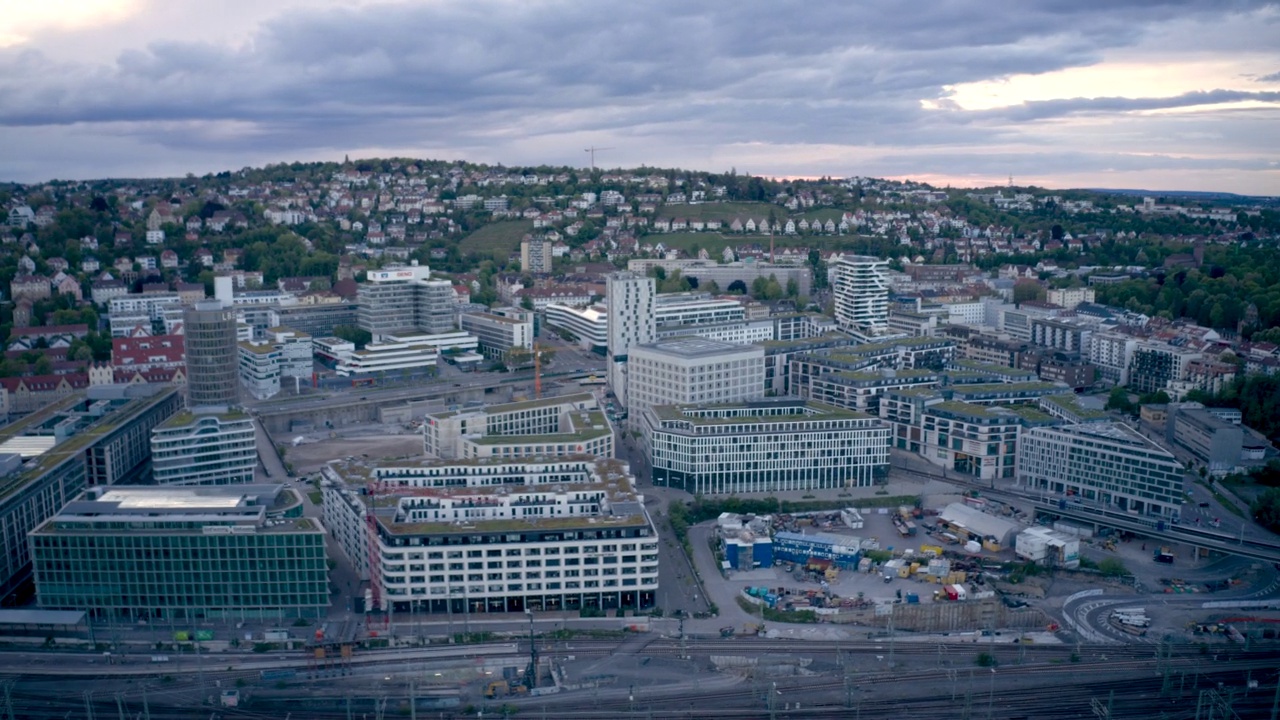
[634,336,760,359]
[430,392,595,420]
[35,484,317,534]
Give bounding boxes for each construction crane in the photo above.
[533,342,543,399]
[584,146,614,171]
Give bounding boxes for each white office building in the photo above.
[321,457,659,615]
[335,334,442,377]
[644,399,889,494]
[626,337,764,427]
[831,256,890,340]
[605,272,655,406]
[1017,422,1184,517]
[424,392,613,460]
[545,303,609,351]
[150,411,257,486]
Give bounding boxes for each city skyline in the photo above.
[0,1,1277,194]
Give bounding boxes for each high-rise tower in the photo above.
[183,300,239,411]
[605,272,655,407]
[831,256,890,341]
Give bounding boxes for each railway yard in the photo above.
[2,404,1278,719]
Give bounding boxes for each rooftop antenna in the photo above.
[585,146,614,171]
[1008,173,1013,188]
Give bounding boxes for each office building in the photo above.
[184,301,240,411]
[880,389,1060,481]
[238,340,280,400]
[334,334,443,378]
[625,258,813,298]
[1170,407,1245,477]
[150,410,257,486]
[831,255,890,339]
[321,457,658,614]
[605,272,655,405]
[424,392,613,460]
[655,318,775,346]
[1016,422,1184,517]
[804,369,940,415]
[644,399,889,494]
[545,303,609,351]
[459,308,534,361]
[356,263,458,340]
[0,385,182,600]
[30,484,328,621]
[626,338,764,426]
[521,237,554,274]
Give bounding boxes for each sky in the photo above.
[0,0,1278,194]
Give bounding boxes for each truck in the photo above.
[484,681,528,699]
[1153,547,1175,564]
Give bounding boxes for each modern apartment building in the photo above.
[0,385,182,601]
[1031,317,1092,354]
[321,457,658,615]
[1087,329,1138,386]
[1016,422,1184,517]
[184,300,240,411]
[30,484,328,621]
[1127,341,1202,395]
[626,338,764,428]
[424,392,613,460]
[644,399,890,494]
[150,410,257,486]
[605,272,655,405]
[831,255,890,340]
[1046,287,1095,310]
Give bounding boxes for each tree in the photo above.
[32,356,53,375]
[1013,280,1045,304]
[726,280,748,294]
[332,324,372,349]
[1105,387,1135,415]
[70,344,94,362]
[1250,488,1280,533]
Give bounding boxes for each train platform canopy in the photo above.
[0,609,86,627]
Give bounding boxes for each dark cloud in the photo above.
[1259,71,1280,82]
[0,0,1276,188]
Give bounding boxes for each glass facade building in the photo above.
[30,484,328,621]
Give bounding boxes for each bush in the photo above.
[1097,558,1129,577]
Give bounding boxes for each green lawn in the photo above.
[655,202,775,222]
[459,220,534,259]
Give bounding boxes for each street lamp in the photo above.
[987,668,996,720]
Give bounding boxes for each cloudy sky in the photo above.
[1,0,1278,193]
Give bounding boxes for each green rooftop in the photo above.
[1041,393,1110,420]
[949,382,1064,395]
[0,388,182,502]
